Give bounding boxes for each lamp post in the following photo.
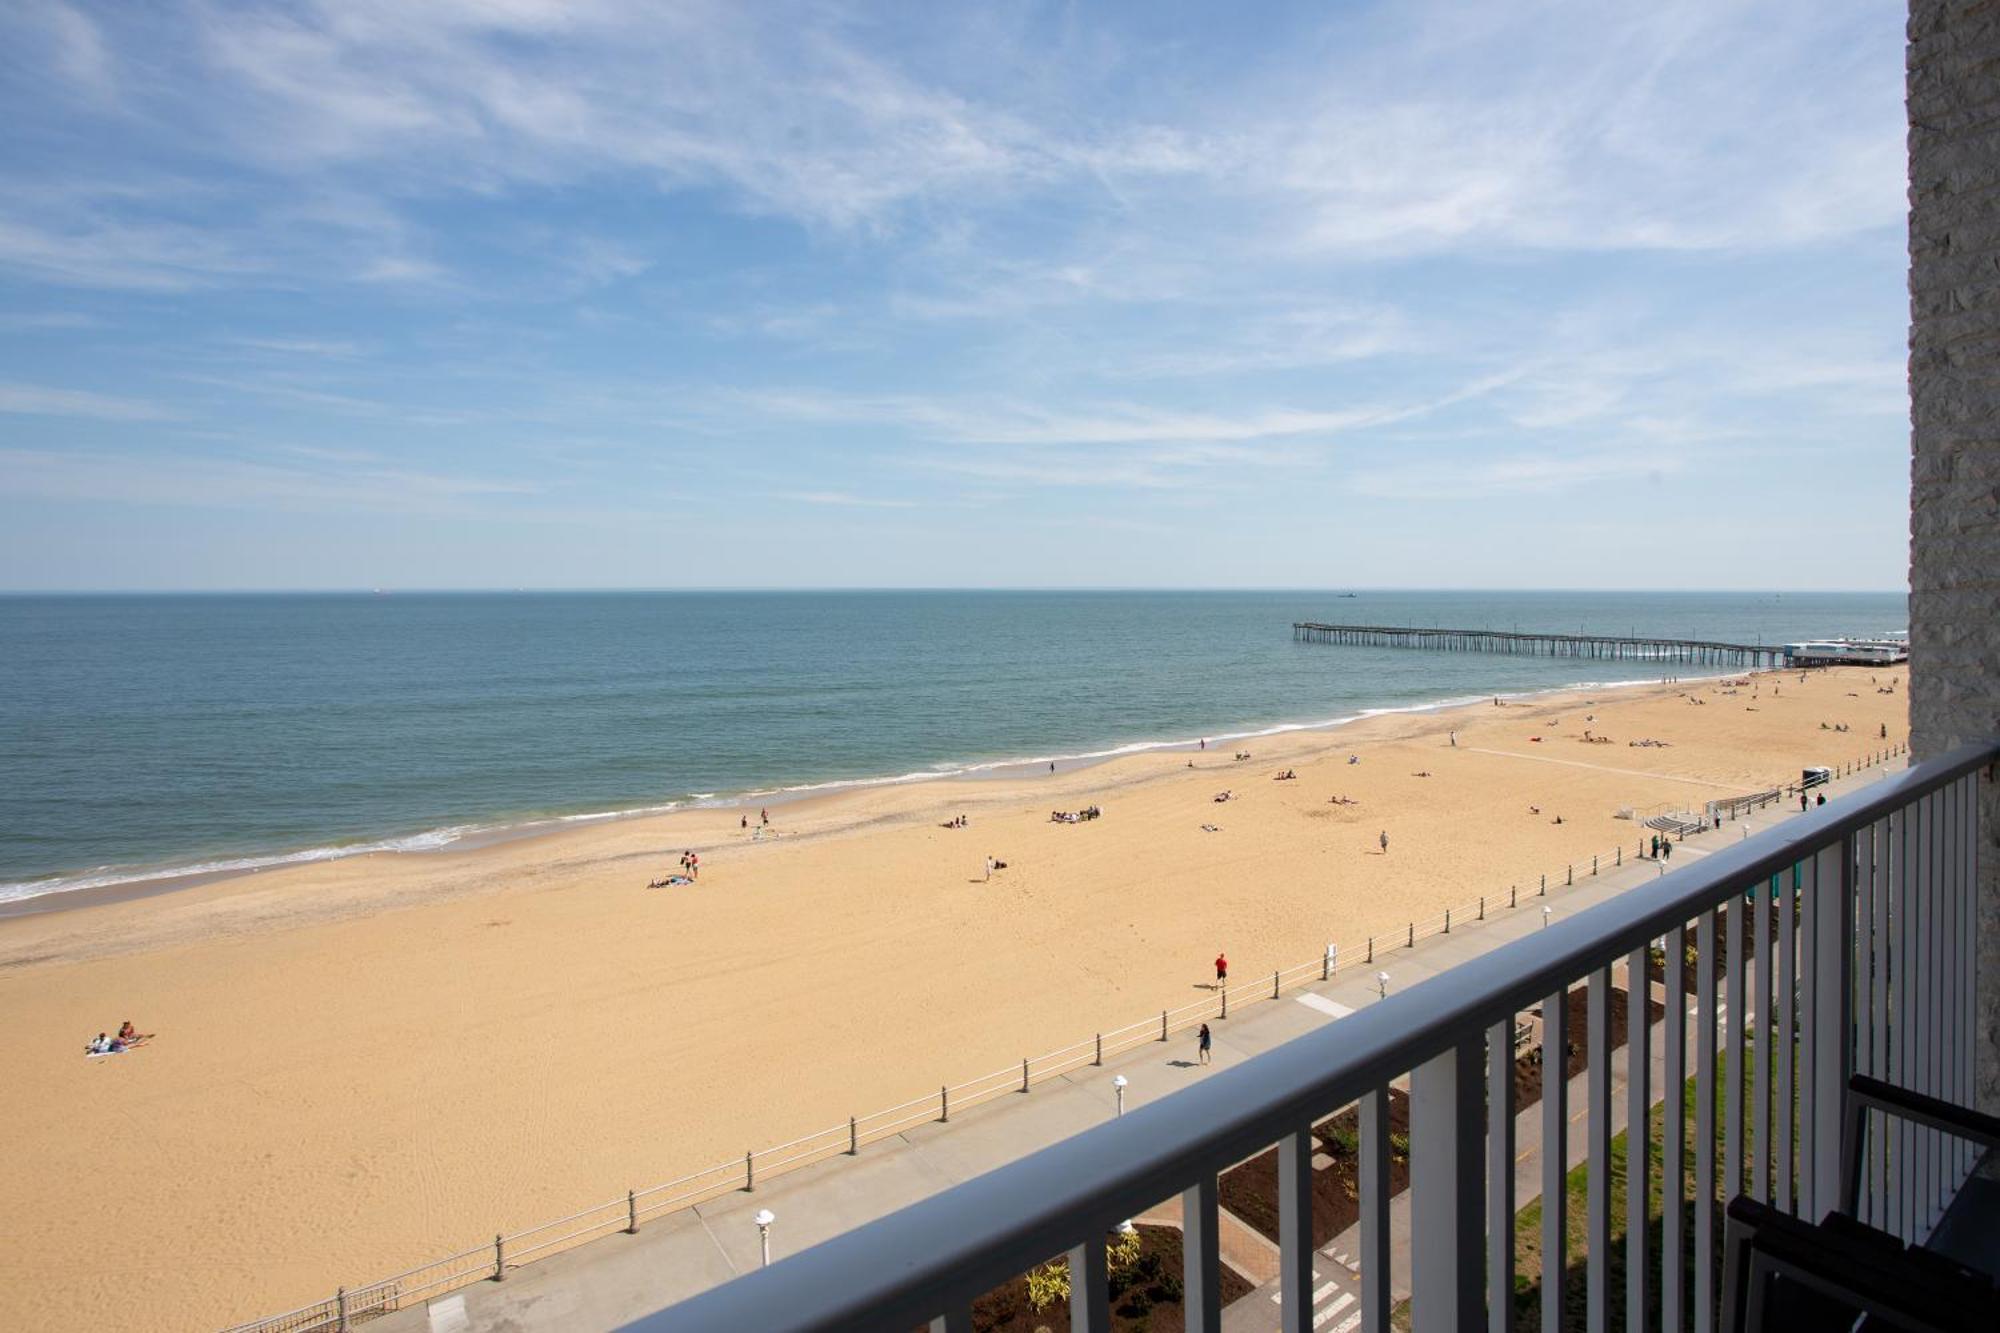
[753,1209,775,1268]
[1376,970,1389,1000]
[1112,1074,1128,1118]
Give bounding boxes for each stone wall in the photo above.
[1907,0,2000,1112]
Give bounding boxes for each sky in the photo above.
[0,0,1912,591]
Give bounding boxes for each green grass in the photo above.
[1390,1040,1801,1332]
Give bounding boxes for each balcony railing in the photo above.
[628,740,1994,1333]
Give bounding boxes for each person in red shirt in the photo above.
[1214,952,1227,985]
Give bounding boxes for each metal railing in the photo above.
[631,739,1988,1332]
[219,743,1912,1333]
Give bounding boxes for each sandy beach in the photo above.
[0,665,1907,1332]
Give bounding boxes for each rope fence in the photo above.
[220,741,1907,1332]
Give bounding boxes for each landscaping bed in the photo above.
[969,1223,1254,1332]
[1216,1088,1412,1250]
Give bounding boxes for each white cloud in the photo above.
[0,446,539,514]
[780,490,918,509]
[0,382,177,421]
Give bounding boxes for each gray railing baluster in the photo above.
[1798,852,1817,1221]
[1183,1175,1221,1333]
[1853,820,1872,1222]
[1912,788,1928,1224]
[1624,948,1648,1333]
[1752,875,1771,1203]
[1893,803,1912,1242]
[1694,909,1717,1333]
[1279,1126,1313,1333]
[1069,1234,1109,1333]
[1488,1020,1515,1333]
[1663,924,1686,1333]
[1960,776,1976,1183]
[1361,1087,1390,1333]
[1725,899,1744,1204]
[1586,968,1612,1333]
[1950,779,1967,1183]
[1809,838,1852,1221]
[1542,985,1567,1333]
[1411,1043,1482,1332]
[1865,817,1886,1227]
[1777,867,1796,1215]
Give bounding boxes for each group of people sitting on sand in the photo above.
[1049,806,1101,824]
[1327,794,1359,806]
[1231,751,1252,762]
[940,813,970,829]
[1272,769,1297,781]
[1212,790,1234,804]
[1822,721,1852,732]
[1628,738,1671,748]
[85,1021,152,1055]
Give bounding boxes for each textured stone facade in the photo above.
[1907,0,2000,1112]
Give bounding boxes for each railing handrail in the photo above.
[629,739,1994,1333]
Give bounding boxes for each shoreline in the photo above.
[0,666,1731,921]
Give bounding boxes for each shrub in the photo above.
[1026,1260,1068,1312]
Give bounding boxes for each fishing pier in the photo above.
[1291,622,1791,670]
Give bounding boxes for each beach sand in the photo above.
[0,666,1907,1331]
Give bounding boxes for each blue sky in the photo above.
[0,1,1910,590]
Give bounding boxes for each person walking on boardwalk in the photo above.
[1214,952,1228,986]
[1197,1022,1212,1064]
[1379,829,1389,854]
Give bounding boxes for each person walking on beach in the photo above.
[1449,730,1456,747]
[984,855,995,882]
[1379,830,1389,854]
[1214,952,1228,986]
[1197,1022,1212,1064]
[761,807,769,825]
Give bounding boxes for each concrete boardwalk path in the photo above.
[375,762,1897,1333]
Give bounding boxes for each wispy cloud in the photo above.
[0,446,540,514]
[781,490,918,509]
[0,382,177,421]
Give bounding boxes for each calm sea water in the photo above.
[0,590,1905,900]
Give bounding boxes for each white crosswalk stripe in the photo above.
[1268,1267,1363,1329]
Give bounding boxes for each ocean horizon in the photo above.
[0,588,1907,903]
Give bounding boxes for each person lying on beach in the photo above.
[86,1033,128,1055]
[1212,791,1232,803]
[1200,823,1221,832]
[646,874,696,888]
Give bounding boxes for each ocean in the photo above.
[0,589,1906,902]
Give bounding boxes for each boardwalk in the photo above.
[1291,622,1789,670]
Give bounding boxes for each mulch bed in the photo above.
[1645,900,1783,993]
[968,1223,1254,1332]
[1514,984,1664,1115]
[1217,1089,1413,1251]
